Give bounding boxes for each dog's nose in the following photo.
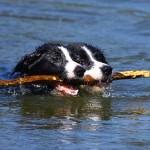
[74,66,85,78]
[101,65,113,76]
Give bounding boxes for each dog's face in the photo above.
[11,43,85,80]
[67,43,113,82]
[11,42,113,95]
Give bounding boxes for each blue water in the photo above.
[0,0,150,149]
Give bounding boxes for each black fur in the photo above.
[11,42,67,78]
[67,43,92,69]
[67,43,107,69]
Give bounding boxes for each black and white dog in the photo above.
[11,42,112,95]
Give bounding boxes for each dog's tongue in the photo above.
[54,84,78,96]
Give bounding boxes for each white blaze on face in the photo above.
[58,46,79,79]
[81,46,108,81]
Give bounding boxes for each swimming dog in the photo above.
[11,42,112,95]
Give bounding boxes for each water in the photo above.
[0,0,150,149]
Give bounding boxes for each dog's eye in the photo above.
[52,56,59,62]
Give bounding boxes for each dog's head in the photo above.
[67,43,113,82]
[11,42,85,81]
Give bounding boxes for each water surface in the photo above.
[0,0,150,149]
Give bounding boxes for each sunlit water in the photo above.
[0,0,150,149]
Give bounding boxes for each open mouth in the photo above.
[52,76,112,96]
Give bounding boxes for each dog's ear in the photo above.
[10,52,42,75]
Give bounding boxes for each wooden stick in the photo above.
[112,70,150,80]
[0,75,62,86]
[0,70,149,86]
